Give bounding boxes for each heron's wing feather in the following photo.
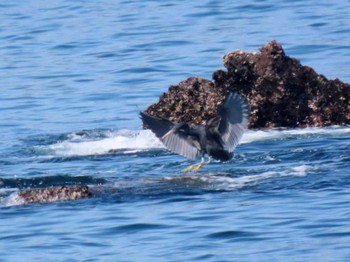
[140,112,200,160]
[140,112,174,138]
[218,93,250,152]
[162,130,200,160]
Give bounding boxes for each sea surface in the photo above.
[1,0,350,261]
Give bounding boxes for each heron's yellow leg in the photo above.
[182,157,207,173]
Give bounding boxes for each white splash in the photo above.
[241,125,350,144]
[0,189,25,207]
[228,164,312,186]
[188,164,313,191]
[2,192,25,207]
[37,129,164,157]
[37,126,350,157]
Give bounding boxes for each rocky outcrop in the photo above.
[15,185,92,204]
[145,41,350,128]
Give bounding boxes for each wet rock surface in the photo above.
[145,41,350,128]
[16,185,92,204]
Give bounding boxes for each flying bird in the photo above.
[140,92,250,172]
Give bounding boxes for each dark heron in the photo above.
[140,92,250,172]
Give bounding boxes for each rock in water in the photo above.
[16,185,92,204]
[145,41,350,128]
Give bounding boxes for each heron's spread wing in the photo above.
[218,93,250,152]
[140,112,173,138]
[140,112,200,160]
[162,128,200,160]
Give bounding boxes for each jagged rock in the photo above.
[16,185,92,204]
[146,77,226,125]
[145,41,350,128]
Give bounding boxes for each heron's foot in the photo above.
[182,162,204,173]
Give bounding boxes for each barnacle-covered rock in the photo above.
[146,77,226,125]
[16,185,92,204]
[145,41,350,128]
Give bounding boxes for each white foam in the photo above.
[201,164,314,190]
[37,130,164,157]
[112,164,315,192]
[3,193,25,207]
[37,126,350,157]
[241,126,350,144]
[0,188,17,194]
[0,189,25,207]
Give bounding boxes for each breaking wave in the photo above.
[33,126,350,158]
[34,129,164,157]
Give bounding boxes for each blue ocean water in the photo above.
[1,0,350,261]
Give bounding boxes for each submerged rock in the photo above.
[15,185,92,204]
[145,41,350,128]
